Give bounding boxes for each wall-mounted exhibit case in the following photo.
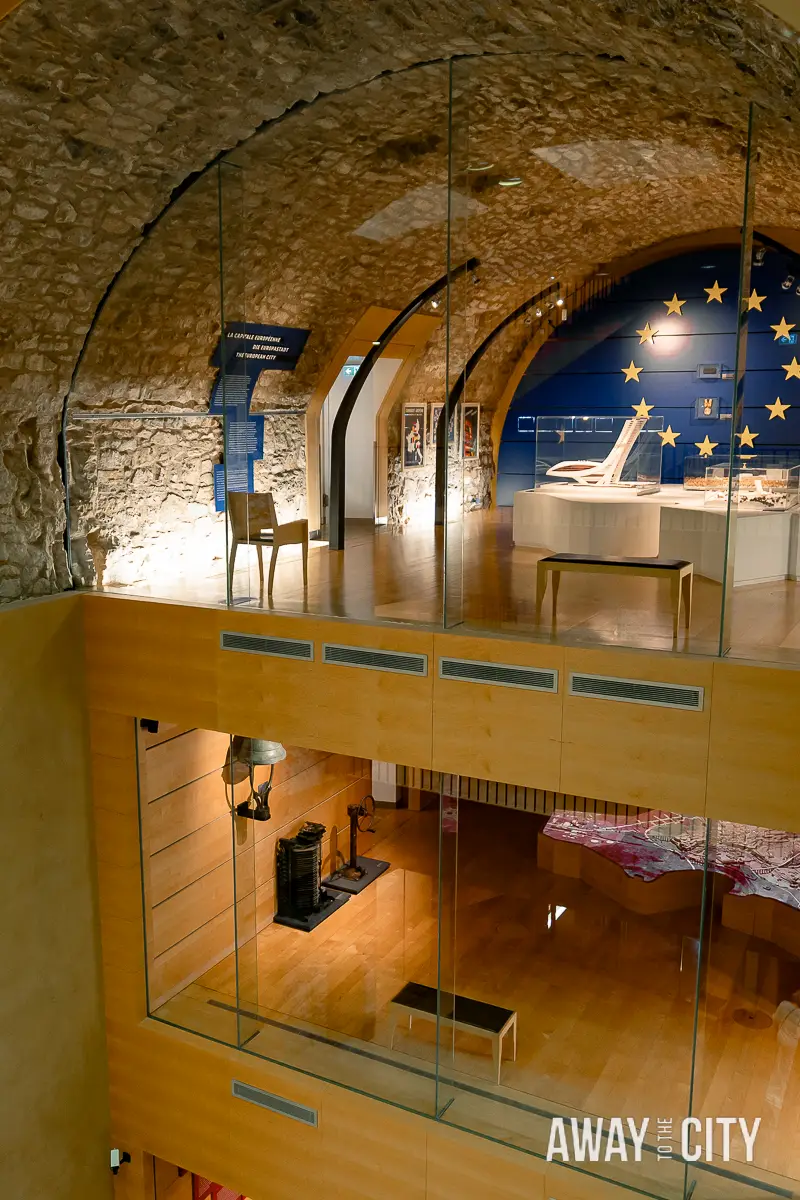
[134,716,800,1200]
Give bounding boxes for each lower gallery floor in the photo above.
[156,800,800,1190]
[100,510,800,665]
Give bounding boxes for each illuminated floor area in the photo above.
[98,509,800,664]
[161,802,800,1187]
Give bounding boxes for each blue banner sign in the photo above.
[214,460,254,513]
[211,322,310,375]
[226,414,264,460]
[209,371,253,415]
[210,323,304,515]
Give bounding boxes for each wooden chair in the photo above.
[227,492,308,596]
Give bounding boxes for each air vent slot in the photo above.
[322,643,427,677]
[440,657,558,693]
[569,672,704,711]
[232,1080,318,1126]
[220,630,314,661]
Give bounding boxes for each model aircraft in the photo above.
[545,416,647,485]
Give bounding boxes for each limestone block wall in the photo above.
[2,0,800,596]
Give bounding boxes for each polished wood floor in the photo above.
[103,509,800,665]
[184,801,800,1185]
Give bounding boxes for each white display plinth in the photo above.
[512,484,800,586]
[512,485,662,557]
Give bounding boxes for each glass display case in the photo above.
[534,415,664,490]
[683,454,730,491]
[703,463,800,511]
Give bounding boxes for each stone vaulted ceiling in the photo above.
[2,0,800,598]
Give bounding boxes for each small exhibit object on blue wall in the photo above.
[695,397,720,420]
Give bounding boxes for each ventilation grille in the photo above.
[232,1080,318,1126]
[569,672,704,712]
[220,630,314,661]
[322,643,428,677]
[440,657,558,693]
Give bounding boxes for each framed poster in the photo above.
[462,404,480,459]
[402,404,426,469]
[429,403,458,446]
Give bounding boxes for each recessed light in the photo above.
[431,299,440,309]
[535,308,543,318]
[556,298,565,307]
[467,162,494,172]
[498,177,523,187]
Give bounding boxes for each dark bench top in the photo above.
[539,553,691,570]
[391,982,514,1033]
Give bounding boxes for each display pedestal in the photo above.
[513,486,661,557]
[513,484,800,586]
[273,887,349,932]
[324,856,390,895]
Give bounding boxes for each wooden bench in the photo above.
[389,982,517,1085]
[536,553,693,639]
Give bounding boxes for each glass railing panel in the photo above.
[444,48,754,655]
[725,107,800,666]
[435,774,705,1197]
[140,723,438,1115]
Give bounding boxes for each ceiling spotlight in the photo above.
[467,162,495,172]
[783,275,795,291]
[556,297,565,307]
[431,298,440,309]
[471,273,480,285]
[754,247,766,266]
[535,308,543,318]
[498,177,523,187]
[550,275,557,281]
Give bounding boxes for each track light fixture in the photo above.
[782,274,795,291]
[754,247,767,266]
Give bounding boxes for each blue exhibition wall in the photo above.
[497,246,800,504]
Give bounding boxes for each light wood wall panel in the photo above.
[82,593,800,1200]
[432,634,564,790]
[707,659,800,832]
[0,598,112,1200]
[84,596,435,768]
[560,647,714,814]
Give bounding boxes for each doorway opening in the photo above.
[319,355,403,531]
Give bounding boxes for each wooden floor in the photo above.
[178,801,800,1186]
[103,509,800,665]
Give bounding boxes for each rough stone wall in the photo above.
[2,0,800,595]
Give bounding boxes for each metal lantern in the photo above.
[222,736,286,822]
[247,739,287,767]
